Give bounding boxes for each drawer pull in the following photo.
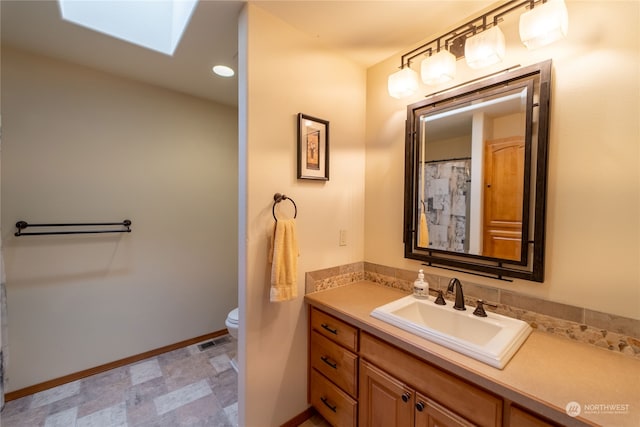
[320,323,338,335]
[402,392,411,403]
[416,401,425,412]
[320,396,337,413]
[320,355,338,369]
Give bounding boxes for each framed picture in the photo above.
[297,113,329,180]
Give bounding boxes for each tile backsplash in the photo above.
[305,262,640,359]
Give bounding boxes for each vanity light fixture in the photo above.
[388,0,569,98]
[519,0,568,49]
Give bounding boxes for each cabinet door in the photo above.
[359,360,413,427]
[415,393,474,427]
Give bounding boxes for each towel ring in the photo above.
[273,193,297,221]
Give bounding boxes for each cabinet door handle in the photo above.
[320,355,338,369]
[416,401,425,412]
[401,392,411,403]
[320,323,338,335]
[320,396,337,413]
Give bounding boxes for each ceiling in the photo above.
[1,1,495,107]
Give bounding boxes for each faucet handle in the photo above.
[472,299,498,317]
[434,290,446,305]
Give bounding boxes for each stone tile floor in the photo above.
[0,336,237,426]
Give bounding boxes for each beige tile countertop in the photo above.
[305,281,640,427]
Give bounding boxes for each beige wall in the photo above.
[425,135,472,161]
[1,48,238,391]
[239,4,366,426]
[365,0,639,319]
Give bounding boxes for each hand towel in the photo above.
[269,219,299,302]
[418,211,429,247]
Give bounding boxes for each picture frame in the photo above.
[297,113,329,180]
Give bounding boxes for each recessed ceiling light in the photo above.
[212,65,235,77]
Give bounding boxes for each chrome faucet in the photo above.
[447,278,466,311]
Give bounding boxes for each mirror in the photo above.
[404,60,551,282]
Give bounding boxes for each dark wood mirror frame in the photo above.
[403,60,551,282]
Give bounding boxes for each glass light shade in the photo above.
[519,0,568,49]
[388,67,419,99]
[464,26,506,69]
[421,50,456,85]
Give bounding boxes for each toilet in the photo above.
[225,307,239,372]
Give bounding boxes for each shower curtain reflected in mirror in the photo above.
[422,158,471,253]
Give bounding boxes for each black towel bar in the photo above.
[272,193,297,221]
[15,220,132,236]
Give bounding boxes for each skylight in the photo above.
[58,0,198,56]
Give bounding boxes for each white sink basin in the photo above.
[371,295,531,369]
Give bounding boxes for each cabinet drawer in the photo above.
[310,368,357,427]
[311,308,358,352]
[361,332,502,427]
[310,330,358,397]
[509,406,560,427]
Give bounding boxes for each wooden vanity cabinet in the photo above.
[308,307,564,427]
